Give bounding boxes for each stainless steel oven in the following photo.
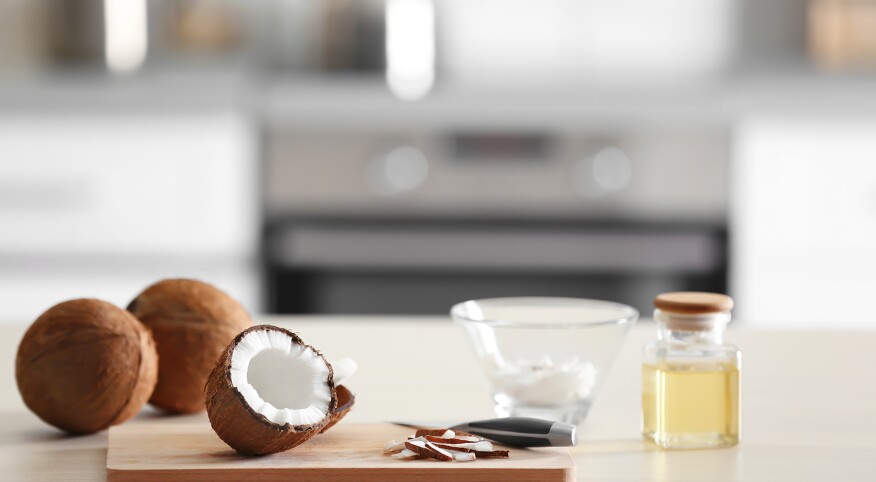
[262,101,729,315]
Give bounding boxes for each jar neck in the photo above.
[657,324,724,344]
[654,309,729,345]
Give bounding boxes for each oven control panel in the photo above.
[265,126,728,222]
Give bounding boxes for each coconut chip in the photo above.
[391,448,424,460]
[475,449,511,458]
[384,428,509,462]
[451,451,477,462]
[408,436,491,451]
[384,440,407,453]
[410,429,455,439]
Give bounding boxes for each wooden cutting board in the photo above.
[106,421,575,482]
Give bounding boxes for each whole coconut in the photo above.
[127,279,252,414]
[16,299,158,434]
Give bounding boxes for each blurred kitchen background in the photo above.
[1,0,875,327]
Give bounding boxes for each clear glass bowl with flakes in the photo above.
[452,297,637,425]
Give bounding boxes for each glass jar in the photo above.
[642,292,740,449]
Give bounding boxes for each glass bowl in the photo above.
[452,297,638,425]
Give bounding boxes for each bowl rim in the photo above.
[450,296,639,329]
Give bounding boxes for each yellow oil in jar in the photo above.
[642,362,739,449]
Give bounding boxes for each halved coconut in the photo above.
[205,325,337,455]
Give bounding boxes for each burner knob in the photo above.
[368,146,430,196]
[573,146,632,197]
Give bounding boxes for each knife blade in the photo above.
[391,417,577,447]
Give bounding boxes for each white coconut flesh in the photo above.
[330,357,358,386]
[230,329,332,426]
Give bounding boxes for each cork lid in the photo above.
[653,292,734,315]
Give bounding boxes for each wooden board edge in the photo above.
[107,466,576,482]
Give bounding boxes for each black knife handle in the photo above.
[453,417,577,448]
[468,417,555,434]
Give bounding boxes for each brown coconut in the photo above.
[127,279,252,413]
[205,325,338,455]
[15,299,158,434]
[320,385,355,433]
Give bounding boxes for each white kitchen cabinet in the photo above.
[732,116,876,327]
[0,111,259,321]
[0,112,256,256]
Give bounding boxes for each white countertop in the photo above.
[2,316,875,481]
[6,70,876,124]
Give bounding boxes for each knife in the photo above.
[391,417,577,448]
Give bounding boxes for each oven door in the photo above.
[265,220,726,315]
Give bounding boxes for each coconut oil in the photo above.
[642,292,740,449]
[642,362,739,448]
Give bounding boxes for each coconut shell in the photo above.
[205,325,338,455]
[128,279,252,414]
[319,385,355,433]
[15,299,158,434]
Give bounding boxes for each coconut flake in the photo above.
[391,448,422,460]
[451,451,476,462]
[385,429,507,462]
[451,441,493,451]
[331,358,358,386]
[475,449,510,458]
[404,440,453,461]
[425,435,481,444]
[384,440,406,453]
[425,442,454,461]
[452,435,482,443]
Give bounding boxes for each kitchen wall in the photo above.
[1,0,874,327]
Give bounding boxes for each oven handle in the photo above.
[270,225,721,273]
